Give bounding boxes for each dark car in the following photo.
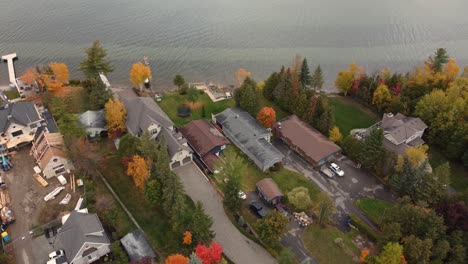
[249,201,267,218]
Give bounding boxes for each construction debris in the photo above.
[293,211,313,227]
[44,187,65,202]
[33,173,48,187]
[59,193,71,205]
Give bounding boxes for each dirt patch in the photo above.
[186,101,203,110]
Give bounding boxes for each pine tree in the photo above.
[299,58,311,87]
[311,65,324,91]
[238,77,259,116]
[431,48,449,72]
[79,40,113,79]
[358,128,384,169]
[187,202,215,245]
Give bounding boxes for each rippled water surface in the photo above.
[1,0,468,90]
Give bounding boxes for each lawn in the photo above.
[4,89,20,100]
[303,224,359,264]
[158,92,235,127]
[354,198,393,226]
[428,148,468,193]
[328,96,379,136]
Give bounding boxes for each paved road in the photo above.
[175,163,277,264]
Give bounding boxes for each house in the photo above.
[158,127,193,170]
[373,113,427,154]
[31,129,74,179]
[123,97,192,170]
[56,211,111,264]
[213,108,284,172]
[179,120,230,173]
[274,115,341,167]
[121,230,156,263]
[0,102,43,149]
[256,178,283,206]
[78,110,107,138]
[122,97,173,139]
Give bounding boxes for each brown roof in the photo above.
[256,178,283,202]
[32,131,69,170]
[179,120,230,156]
[203,153,219,171]
[275,115,341,163]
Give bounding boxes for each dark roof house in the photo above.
[122,97,173,136]
[179,120,230,171]
[214,108,284,172]
[379,113,427,154]
[78,110,107,137]
[121,230,156,263]
[256,178,283,206]
[157,127,193,170]
[57,211,110,264]
[274,115,341,167]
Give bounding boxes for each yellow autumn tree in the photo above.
[329,127,343,143]
[235,68,251,87]
[43,75,63,94]
[380,67,391,81]
[372,84,392,112]
[49,62,70,83]
[104,98,127,138]
[127,155,150,189]
[335,70,354,96]
[349,63,364,80]
[182,231,192,245]
[405,145,429,168]
[443,58,460,81]
[130,62,151,89]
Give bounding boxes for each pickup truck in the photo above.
[320,166,335,179]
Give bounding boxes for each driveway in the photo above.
[174,163,277,264]
[273,140,397,230]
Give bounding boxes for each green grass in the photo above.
[303,224,359,264]
[428,148,468,192]
[329,96,379,136]
[158,92,235,127]
[354,198,393,226]
[272,169,321,200]
[4,89,20,100]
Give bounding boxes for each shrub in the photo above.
[69,79,81,86]
[348,214,379,241]
[269,162,283,172]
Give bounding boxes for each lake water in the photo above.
[1,0,468,91]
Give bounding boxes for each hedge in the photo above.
[348,214,379,241]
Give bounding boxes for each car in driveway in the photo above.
[249,201,267,218]
[49,250,65,259]
[320,166,335,178]
[329,162,344,177]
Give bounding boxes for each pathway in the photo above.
[175,163,277,264]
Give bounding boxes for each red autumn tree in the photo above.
[195,242,223,264]
[256,107,276,128]
[165,254,189,264]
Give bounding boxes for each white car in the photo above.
[238,191,247,200]
[48,250,65,260]
[329,163,344,177]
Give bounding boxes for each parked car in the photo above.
[329,163,344,177]
[320,166,334,179]
[238,190,247,200]
[49,250,65,260]
[249,201,267,218]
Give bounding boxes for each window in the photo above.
[12,130,23,137]
[151,128,158,135]
[53,158,58,162]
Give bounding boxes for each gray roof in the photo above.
[122,97,173,135]
[0,102,42,133]
[121,230,156,262]
[57,211,110,262]
[78,110,106,129]
[381,113,427,144]
[215,108,284,171]
[157,127,191,158]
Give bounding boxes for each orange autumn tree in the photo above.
[130,62,151,89]
[256,107,276,128]
[19,68,38,85]
[443,58,460,81]
[43,75,64,94]
[126,155,150,189]
[105,98,127,138]
[165,254,189,264]
[182,231,192,245]
[49,62,70,83]
[235,68,251,87]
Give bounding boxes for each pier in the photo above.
[1,53,17,84]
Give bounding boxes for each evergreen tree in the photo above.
[316,108,335,136]
[161,172,187,228]
[431,48,449,72]
[88,79,112,110]
[223,175,242,212]
[358,128,384,169]
[263,72,280,101]
[237,77,259,116]
[299,58,311,87]
[311,65,324,91]
[79,40,113,79]
[137,132,159,162]
[173,74,185,89]
[187,202,215,245]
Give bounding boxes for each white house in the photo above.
[0,102,43,149]
[158,128,193,170]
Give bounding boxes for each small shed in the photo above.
[256,178,283,206]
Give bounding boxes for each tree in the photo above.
[49,62,70,83]
[402,235,433,264]
[186,87,199,102]
[105,98,127,138]
[462,66,468,78]
[372,84,392,112]
[162,172,187,225]
[79,40,113,78]
[223,173,242,212]
[256,211,289,246]
[188,253,202,264]
[186,202,215,245]
[88,79,112,110]
[311,65,324,91]
[137,132,159,162]
[19,68,38,85]
[118,134,139,157]
[235,68,251,87]
[165,254,189,264]
[216,148,246,212]
[195,242,223,264]
[263,72,280,101]
[279,248,295,264]
[174,74,186,89]
[342,136,364,162]
[130,62,152,89]
[127,155,150,189]
[436,201,468,232]
[431,48,449,72]
[372,242,405,264]
[236,77,259,116]
[329,126,343,144]
[335,70,354,96]
[405,145,428,168]
[183,231,193,245]
[358,128,384,170]
[312,192,336,226]
[256,107,276,128]
[287,187,313,211]
[316,107,335,136]
[111,241,128,264]
[145,179,161,206]
[443,58,460,81]
[299,58,311,86]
